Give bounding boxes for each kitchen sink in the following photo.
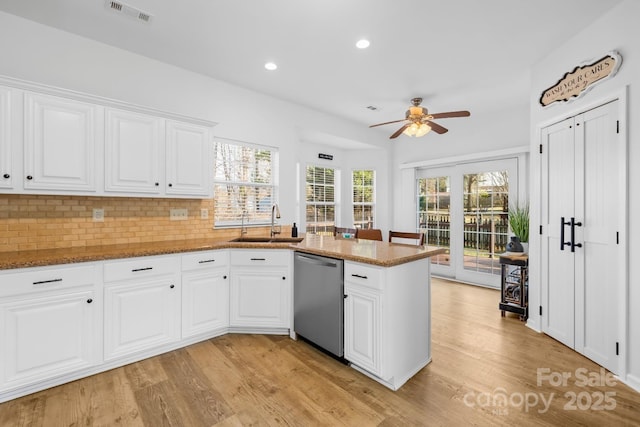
[230,237,304,243]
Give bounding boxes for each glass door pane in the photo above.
[462,171,509,276]
[418,176,451,267]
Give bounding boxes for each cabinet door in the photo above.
[344,286,381,376]
[105,108,162,194]
[104,277,180,361]
[0,86,12,189]
[24,92,98,191]
[0,289,99,389]
[165,120,212,197]
[182,269,229,338]
[229,270,290,328]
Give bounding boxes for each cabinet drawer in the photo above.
[104,256,179,283]
[344,262,384,290]
[0,264,97,297]
[230,249,290,267]
[182,250,229,271]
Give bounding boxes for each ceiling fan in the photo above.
[369,98,470,139]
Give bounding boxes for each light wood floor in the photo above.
[1,278,638,426]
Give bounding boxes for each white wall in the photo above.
[0,11,389,229]
[528,0,639,391]
[297,142,389,234]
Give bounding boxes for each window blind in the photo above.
[352,169,375,229]
[306,165,336,235]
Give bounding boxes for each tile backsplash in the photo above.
[0,195,273,252]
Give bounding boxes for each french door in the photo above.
[417,158,520,287]
[541,100,622,374]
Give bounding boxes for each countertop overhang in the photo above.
[0,235,445,270]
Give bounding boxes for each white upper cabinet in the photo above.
[105,108,162,194]
[165,120,212,197]
[0,77,216,198]
[0,86,12,189]
[23,92,99,192]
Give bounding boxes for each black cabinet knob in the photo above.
[2,173,9,179]
[155,182,159,186]
[223,275,227,279]
[26,175,33,180]
[282,276,286,280]
[87,298,93,304]
[170,284,175,289]
[168,183,173,187]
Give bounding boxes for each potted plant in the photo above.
[508,203,529,253]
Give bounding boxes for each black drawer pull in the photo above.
[198,259,216,264]
[87,298,93,304]
[132,267,153,272]
[3,173,9,179]
[32,278,63,285]
[26,175,33,180]
[250,258,266,261]
[351,274,368,280]
[170,284,175,289]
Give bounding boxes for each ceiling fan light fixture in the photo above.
[403,122,431,138]
[264,62,278,71]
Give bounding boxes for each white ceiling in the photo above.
[0,0,623,140]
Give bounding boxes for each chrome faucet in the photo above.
[270,204,281,238]
[240,210,248,236]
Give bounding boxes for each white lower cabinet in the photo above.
[0,264,101,392]
[344,285,381,376]
[229,249,291,330]
[181,251,229,338]
[103,256,181,361]
[343,259,431,390]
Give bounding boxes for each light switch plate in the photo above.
[170,208,188,221]
[93,208,105,222]
[200,208,209,219]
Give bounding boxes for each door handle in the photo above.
[560,217,572,251]
[570,217,582,252]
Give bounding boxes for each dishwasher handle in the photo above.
[296,254,339,268]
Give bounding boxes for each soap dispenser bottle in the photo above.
[291,223,298,237]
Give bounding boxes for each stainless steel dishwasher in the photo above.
[293,251,344,358]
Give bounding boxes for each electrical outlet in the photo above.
[93,208,105,222]
[200,208,209,219]
[170,208,188,221]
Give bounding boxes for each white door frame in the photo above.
[533,87,628,379]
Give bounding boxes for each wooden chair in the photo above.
[334,226,357,237]
[356,228,383,241]
[388,230,426,246]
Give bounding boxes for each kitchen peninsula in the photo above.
[293,234,445,390]
[0,234,444,402]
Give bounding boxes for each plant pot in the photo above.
[506,236,524,253]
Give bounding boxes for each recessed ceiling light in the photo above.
[356,39,370,49]
[264,62,278,71]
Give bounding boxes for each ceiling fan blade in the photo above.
[426,120,448,134]
[429,110,471,119]
[390,124,410,139]
[369,119,407,128]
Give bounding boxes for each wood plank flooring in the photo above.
[1,278,638,426]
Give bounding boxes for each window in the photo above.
[213,140,278,227]
[306,166,336,235]
[462,170,509,275]
[352,170,375,229]
[417,176,450,266]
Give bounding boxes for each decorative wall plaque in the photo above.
[539,51,622,107]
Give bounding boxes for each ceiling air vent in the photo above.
[105,0,153,24]
[366,106,379,111]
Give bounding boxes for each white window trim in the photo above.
[213,138,279,228]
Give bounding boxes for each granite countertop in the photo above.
[0,234,445,270]
[291,234,445,267]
